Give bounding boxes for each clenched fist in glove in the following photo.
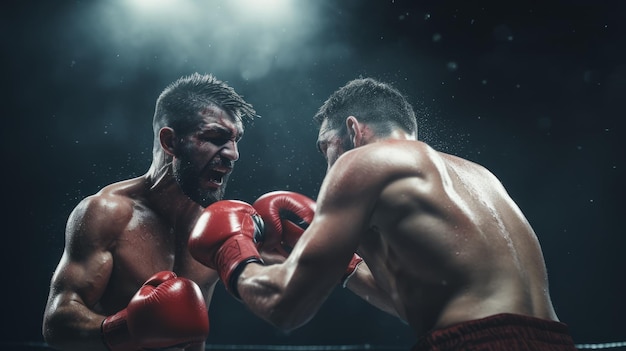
[252,191,363,286]
[101,271,209,351]
[252,190,316,256]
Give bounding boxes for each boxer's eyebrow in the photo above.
[198,125,243,146]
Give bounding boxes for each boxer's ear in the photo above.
[346,116,362,148]
[159,127,177,156]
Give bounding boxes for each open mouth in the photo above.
[206,170,224,186]
[204,168,230,187]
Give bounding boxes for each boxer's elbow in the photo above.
[42,314,72,350]
[239,264,319,331]
[266,302,315,332]
[41,321,55,347]
[42,302,102,351]
[264,287,322,332]
[42,305,65,347]
[240,280,313,332]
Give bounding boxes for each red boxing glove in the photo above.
[188,200,264,299]
[253,191,362,286]
[101,271,209,351]
[252,191,316,256]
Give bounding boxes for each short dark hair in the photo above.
[148,73,256,180]
[153,72,257,136]
[313,77,417,136]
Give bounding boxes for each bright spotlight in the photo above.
[125,0,179,15]
[229,0,295,24]
[82,0,323,81]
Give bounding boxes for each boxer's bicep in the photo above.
[46,196,119,316]
[62,196,116,305]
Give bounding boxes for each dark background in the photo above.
[2,0,625,349]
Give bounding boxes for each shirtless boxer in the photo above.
[187,77,578,350]
[42,73,257,351]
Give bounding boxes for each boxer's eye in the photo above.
[201,130,235,146]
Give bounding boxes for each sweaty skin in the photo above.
[43,105,245,351]
[236,129,557,337]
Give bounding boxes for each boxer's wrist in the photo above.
[228,256,264,300]
[214,236,264,300]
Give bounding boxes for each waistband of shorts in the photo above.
[415,313,574,349]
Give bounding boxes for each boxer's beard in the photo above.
[173,159,229,207]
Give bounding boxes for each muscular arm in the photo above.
[236,149,397,331]
[42,196,120,351]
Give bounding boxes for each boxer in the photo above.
[186,77,578,350]
[42,73,257,351]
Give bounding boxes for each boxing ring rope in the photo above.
[3,341,626,350]
[205,343,626,350]
[574,342,626,350]
[209,344,626,351]
[205,345,403,350]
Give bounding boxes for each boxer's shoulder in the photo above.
[67,184,139,246]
